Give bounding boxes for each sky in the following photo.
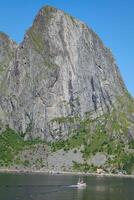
[0,0,134,97]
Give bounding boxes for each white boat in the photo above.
[77,178,87,188]
[77,182,87,188]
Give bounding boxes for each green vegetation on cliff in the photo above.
[0,94,134,174]
[0,128,43,167]
[50,94,134,174]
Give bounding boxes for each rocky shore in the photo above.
[0,168,134,179]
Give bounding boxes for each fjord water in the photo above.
[0,173,134,200]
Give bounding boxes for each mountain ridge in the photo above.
[0,5,134,174]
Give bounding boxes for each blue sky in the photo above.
[0,0,134,97]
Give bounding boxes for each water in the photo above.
[0,173,134,200]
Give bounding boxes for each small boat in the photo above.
[77,178,87,188]
[77,182,87,188]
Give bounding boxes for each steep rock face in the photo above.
[0,6,131,140]
[0,33,17,131]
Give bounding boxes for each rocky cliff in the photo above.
[0,6,133,142]
[0,6,134,173]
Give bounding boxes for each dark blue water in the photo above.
[0,173,134,200]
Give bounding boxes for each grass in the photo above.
[108,152,134,174]
[83,132,107,158]
[50,131,86,152]
[73,161,97,173]
[128,140,134,149]
[0,63,6,73]
[0,128,43,167]
[28,29,44,53]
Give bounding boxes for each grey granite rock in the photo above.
[0,6,132,140]
[47,149,84,171]
[90,152,107,167]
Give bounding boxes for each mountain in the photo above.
[0,6,134,174]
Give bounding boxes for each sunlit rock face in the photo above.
[0,6,129,140]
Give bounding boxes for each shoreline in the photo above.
[0,168,134,178]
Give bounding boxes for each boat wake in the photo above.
[68,185,78,188]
